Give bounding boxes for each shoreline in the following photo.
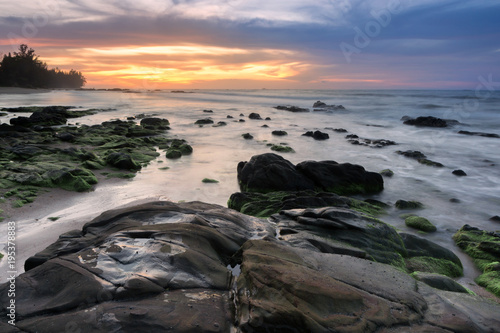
[0,87,52,95]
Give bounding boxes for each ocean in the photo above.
[1,89,499,279]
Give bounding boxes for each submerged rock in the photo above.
[403,116,448,127]
[1,201,499,331]
[273,105,309,112]
[271,130,287,136]
[453,169,467,176]
[458,130,500,138]
[302,130,329,140]
[194,118,214,125]
[312,101,345,111]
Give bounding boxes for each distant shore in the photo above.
[0,87,52,94]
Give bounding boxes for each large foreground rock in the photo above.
[237,153,383,195]
[1,201,499,332]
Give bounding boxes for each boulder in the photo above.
[405,216,437,232]
[139,117,170,129]
[453,169,467,176]
[2,201,500,331]
[248,113,262,120]
[296,160,383,195]
[237,153,315,192]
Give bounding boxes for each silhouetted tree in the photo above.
[0,44,86,88]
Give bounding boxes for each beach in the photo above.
[1,88,500,330]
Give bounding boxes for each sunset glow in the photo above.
[1,1,499,89]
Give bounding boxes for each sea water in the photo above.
[1,89,499,279]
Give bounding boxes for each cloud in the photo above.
[0,0,499,88]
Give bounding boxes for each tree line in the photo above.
[0,44,86,89]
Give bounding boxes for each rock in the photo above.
[241,133,253,140]
[312,101,345,111]
[405,216,437,232]
[395,200,424,210]
[400,233,463,277]
[203,109,213,113]
[237,153,383,196]
[265,117,271,120]
[273,105,309,112]
[237,153,315,192]
[227,190,351,217]
[346,136,396,148]
[453,169,467,176]
[2,201,500,331]
[490,216,500,222]
[139,117,170,129]
[396,150,443,167]
[271,130,287,136]
[194,118,214,125]
[248,113,262,120]
[302,130,329,140]
[380,169,394,177]
[296,160,384,195]
[418,158,444,167]
[334,128,348,132]
[403,116,448,127]
[202,178,219,183]
[165,149,182,159]
[270,145,294,153]
[453,225,500,297]
[238,119,245,122]
[105,152,142,170]
[55,132,75,142]
[213,121,227,127]
[458,130,500,138]
[226,115,233,118]
[411,272,469,293]
[396,150,427,159]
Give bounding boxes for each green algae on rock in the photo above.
[0,109,192,214]
[405,216,437,232]
[453,224,500,297]
[202,178,219,183]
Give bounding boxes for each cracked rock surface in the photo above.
[1,201,499,332]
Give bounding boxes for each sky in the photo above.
[0,0,499,89]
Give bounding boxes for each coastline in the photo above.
[0,87,52,95]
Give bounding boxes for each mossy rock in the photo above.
[380,169,394,177]
[395,200,424,210]
[105,152,142,170]
[47,168,97,192]
[405,216,436,232]
[405,256,463,278]
[270,145,294,153]
[166,149,182,159]
[453,225,500,297]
